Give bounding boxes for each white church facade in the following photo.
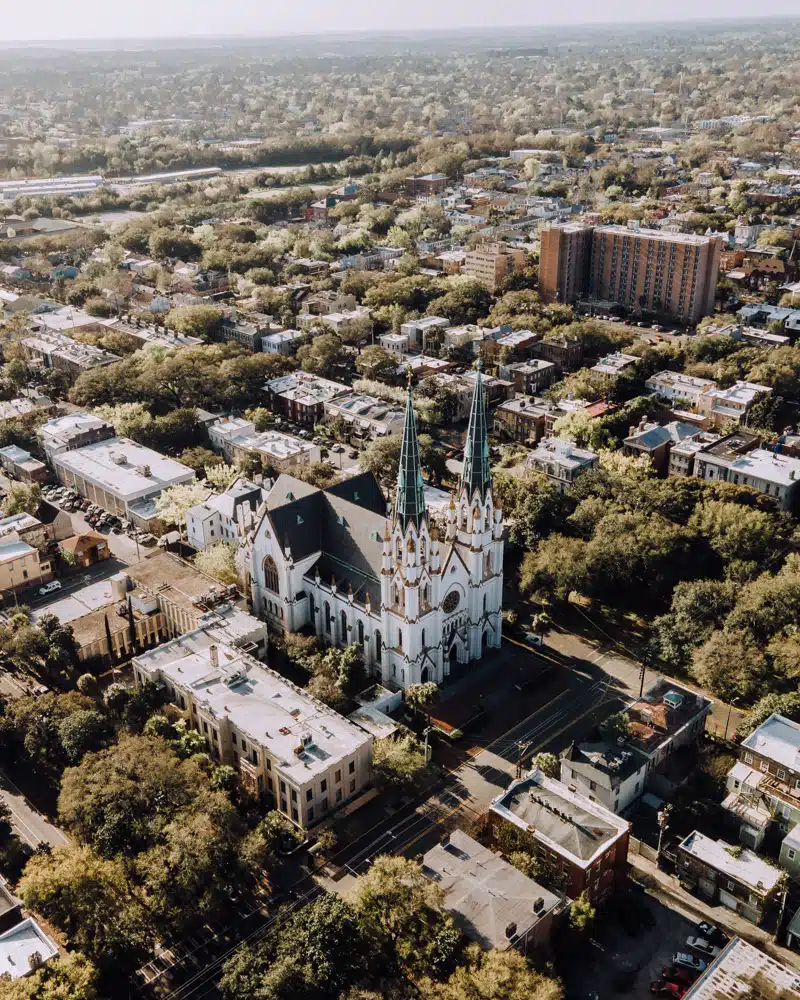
[236,370,503,689]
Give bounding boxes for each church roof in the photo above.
[263,472,388,604]
[461,365,492,501]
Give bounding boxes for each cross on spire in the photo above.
[394,379,426,530]
[460,358,492,502]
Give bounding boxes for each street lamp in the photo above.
[723,697,740,742]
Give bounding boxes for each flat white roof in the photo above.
[683,937,799,1000]
[0,918,58,979]
[135,631,370,783]
[38,411,112,443]
[679,831,782,892]
[728,448,800,486]
[742,713,800,770]
[53,437,194,502]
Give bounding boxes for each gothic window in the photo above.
[397,629,403,650]
[263,556,280,594]
[422,628,426,647]
[483,594,487,613]
[357,620,365,644]
[324,601,331,634]
[375,630,382,663]
[420,537,427,561]
[484,551,492,576]
[423,583,430,606]
[395,538,402,560]
[340,610,347,642]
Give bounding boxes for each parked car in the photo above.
[672,954,707,974]
[686,937,721,960]
[695,922,726,946]
[523,632,543,647]
[38,580,62,596]
[662,967,699,986]
[650,982,687,998]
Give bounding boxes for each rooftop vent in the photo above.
[533,897,545,914]
[505,922,518,940]
[663,691,684,710]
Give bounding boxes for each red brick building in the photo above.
[489,768,630,906]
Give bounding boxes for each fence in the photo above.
[629,836,659,864]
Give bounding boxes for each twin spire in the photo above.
[394,362,491,530]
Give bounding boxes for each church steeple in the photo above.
[460,361,492,501]
[394,372,426,530]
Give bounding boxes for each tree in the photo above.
[569,892,596,932]
[275,895,371,997]
[600,712,630,739]
[353,855,456,977]
[165,305,222,341]
[507,850,543,880]
[423,943,564,1000]
[692,630,770,701]
[206,462,241,490]
[153,482,210,531]
[355,346,398,383]
[689,500,790,573]
[291,462,340,488]
[426,279,492,325]
[179,446,222,474]
[18,843,150,967]
[83,297,116,319]
[405,681,439,723]
[3,483,41,517]
[148,229,203,262]
[737,692,800,738]
[373,733,430,789]
[296,333,348,378]
[530,752,559,779]
[57,710,110,765]
[194,543,241,589]
[0,952,101,1000]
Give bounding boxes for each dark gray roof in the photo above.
[562,741,648,790]
[265,472,387,602]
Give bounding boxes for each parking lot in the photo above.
[562,886,724,1000]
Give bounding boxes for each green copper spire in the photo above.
[395,370,426,530]
[461,360,492,501]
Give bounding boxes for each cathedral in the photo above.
[237,369,504,689]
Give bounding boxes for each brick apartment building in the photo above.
[539,222,723,323]
[405,173,449,196]
[464,242,527,292]
[490,768,630,905]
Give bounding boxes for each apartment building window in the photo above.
[280,780,286,794]
[350,779,356,793]
[778,769,786,780]
[266,758,271,771]
[349,761,355,775]
[307,808,314,823]
[306,789,313,802]
[789,849,796,861]
[203,721,209,734]
[321,779,327,792]
[291,789,297,803]
[292,808,298,823]
[281,797,287,812]
[727,881,735,891]
[336,789,342,803]
[760,761,769,772]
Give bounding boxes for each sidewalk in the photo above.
[629,851,800,972]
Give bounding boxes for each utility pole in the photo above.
[516,740,531,781]
[638,660,647,699]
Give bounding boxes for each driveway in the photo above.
[67,509,144,564]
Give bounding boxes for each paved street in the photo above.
[0,767,69,848]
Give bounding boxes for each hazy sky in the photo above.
[2,1,798,42]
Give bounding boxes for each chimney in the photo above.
[505,922,518,940]
[533,897,545,914]
[629,426,636,438]
[209,644,219,669]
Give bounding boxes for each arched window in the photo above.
[484,551,492,577]
[397,629,403,651]
[340,610,348,642]
[395,538,402,560]
[422,583,429,606]
[483,594,487,614]
[324,601,331,634]
[420,538,427,562]
[357,620,365,644]
[263,556,280,594]
[422,628,426,648]
[375,630,382,663]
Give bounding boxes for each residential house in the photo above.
[0,446,47,484]
[495,329,540,360]
[300,290,357,316]
[0,539,52,596]
[623,420,702,476]
[261,330,302,355]
[406,173,449,196]
[489,768,631,905]
[722,713,800,876]
[132,625,372,828]
[493,396,550,442]
[209,419,320,473]
[693,434,800,510]
[0,512,48,551]
[525,438,599,492]
[421,830,567,954]
[668,431,721,477]
[591,352,638,380]
[498,359,558,395]
[698,381,771,427]
[560,741,649,815]
[299,307,372,338]
[622,679,712,791]
[186,479,264,551]
[0,391,55,422]
[529,332,583,372]
[265,372,349,426]
[59,531,110,568]
[645,370,717,408]
[324,391,405,442]
[37,412,115,463]
[34,499,72,543]
[0,918,58,980]
[22,331,119,380]
[681,937,799,1000]
[676,831,782,926]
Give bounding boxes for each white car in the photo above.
[38,580,62,596]
[672,954,707,973]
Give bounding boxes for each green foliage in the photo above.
[194,542,241,588]
[530,752,559,779]
[600,712,630,739]
[569,891,596,932]
[0,951,100,1000]
[373,733,430,789]
[354,345,398,383]
[296,333,349,378]
[737,692,800,738]
[3,483,41,517]
[165,304,222,340]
